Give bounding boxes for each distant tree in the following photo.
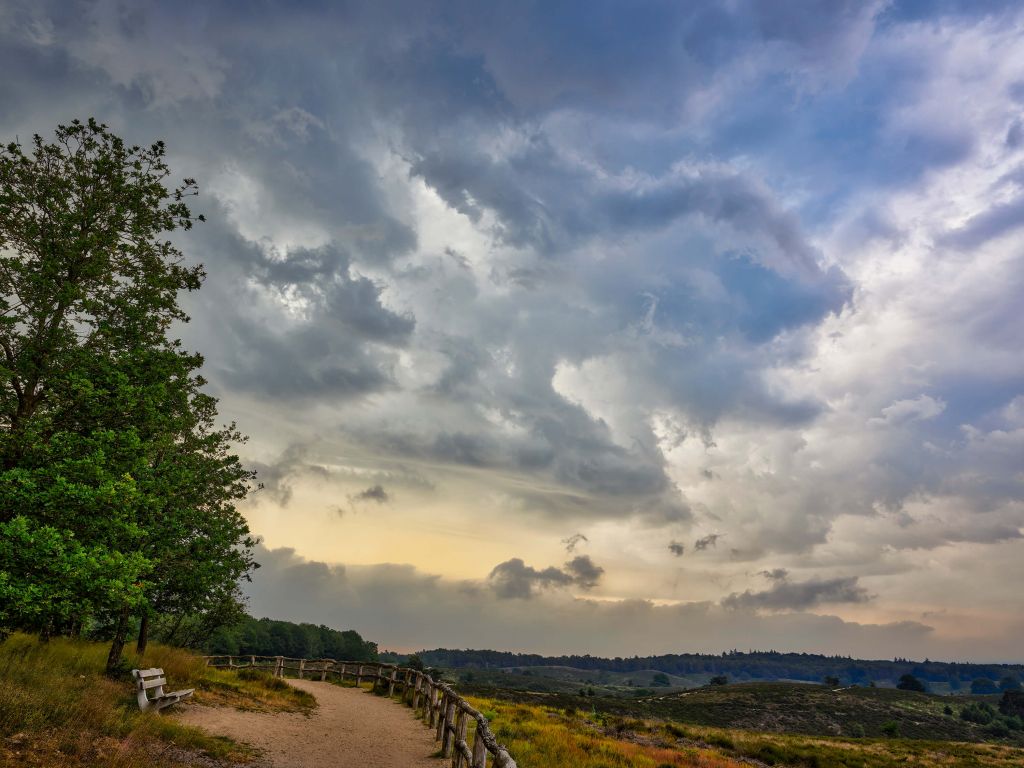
[972,678,999,695]
[406,653,425,671]
[999,690,1024,718]
[848,723,865,738]
[881,721,900,737]
[651,672,671,687]
[944,705,954,716]
[999,675,1021,692]
[824,675,840,687]
[709,675,728,686]
[897,674,926,692]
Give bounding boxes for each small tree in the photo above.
[709,675,728,686]
[999,675,1022,692]
[897,673,926,692]
[651,672,670,687]
[824,675,840,687]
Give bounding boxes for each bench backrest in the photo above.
[132,667,167,707]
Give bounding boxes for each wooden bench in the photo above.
[131,667,194,712]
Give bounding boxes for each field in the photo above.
[471,694,1024,768]
[0,633,312,767]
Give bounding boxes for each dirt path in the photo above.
[177,679,442,768]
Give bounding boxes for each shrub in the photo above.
[960,701,996,725]
[848,723,865,737]
[709,675,728,686]
[881,720,900,737]
[896,674,926,692]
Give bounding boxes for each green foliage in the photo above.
[709,675,729,686]
[897,673,926,692]
[881,720,900,737]
[651,672,671,687]
[0,119,256,670]
[1000,690,1024,717]
[962,702,996,725]
[823,675,840,687]
[1000,675,1022,692]
[203,615,377,661]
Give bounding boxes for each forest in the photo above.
[403,648,1024,689]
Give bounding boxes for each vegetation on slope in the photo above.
[0,633,313,767]
[398,648,1024,691]
[469,694,1024,768]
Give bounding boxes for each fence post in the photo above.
[441,696,456,757]
[298,659,305,679]
[275,656,284,678]
[412,673,421,709]
[321,662,328,682]
[471,724,488,768]
[356,664,364,685]
[437,692,449,744]
[388,667,397,697]
[452,708,468,768]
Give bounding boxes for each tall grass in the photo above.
[0,632,311,767]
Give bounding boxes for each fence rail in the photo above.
[202,655,517,768]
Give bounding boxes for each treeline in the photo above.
[205,616,378,662]
[0,120,255,672]
[411,648,1024,687]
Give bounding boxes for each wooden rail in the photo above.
[203,655,517,768]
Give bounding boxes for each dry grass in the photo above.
[0,632,313,767]
[468,695,1024,768]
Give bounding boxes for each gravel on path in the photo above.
[177,679,442,768]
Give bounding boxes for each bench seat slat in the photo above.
[132,668,193,712]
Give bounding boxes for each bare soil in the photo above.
[176,680,442,768]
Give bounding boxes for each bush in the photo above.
[881,720,900,737]
[1000,690,1024,717]
[651,672,670,687]
[897,674,926,692]
[709,675,728,686]
[848,723,865,737]
[961,702,996,725]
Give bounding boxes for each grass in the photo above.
[468,695,1024,768]
[0,632,314,767]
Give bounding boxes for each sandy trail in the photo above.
[177,679,442,768]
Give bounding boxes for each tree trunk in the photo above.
[136,613,149,656]
[106,606,131,675]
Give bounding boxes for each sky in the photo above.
[3,0,1024,662]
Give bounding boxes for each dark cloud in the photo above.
[759,568,790,582]
[488,554,604,599]
[351,484,390,504]
[722,576,871,612]
[694,534,722,551]
[562,533,588,552]
[488,558,575,599]
[564,555,604,589]
[668,541,685,557]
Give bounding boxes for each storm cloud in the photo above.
[6,0,1024,659]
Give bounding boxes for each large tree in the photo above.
[0,118,256,671]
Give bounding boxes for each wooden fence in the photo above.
[203,655,517,768]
